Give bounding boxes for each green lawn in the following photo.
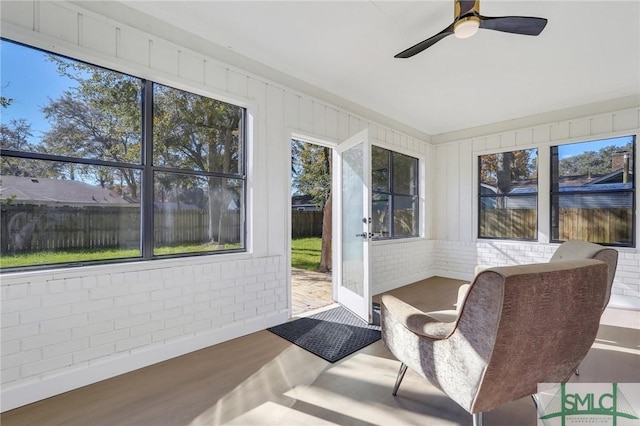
[1,240,318,270]
[0,243,240,269]
[291,237,322,271]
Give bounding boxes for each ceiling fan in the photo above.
[395,0,548,58]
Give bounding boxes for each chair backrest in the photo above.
[550,240,618,309]
[455,259,608,414]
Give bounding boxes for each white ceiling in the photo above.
[116,1,639,139]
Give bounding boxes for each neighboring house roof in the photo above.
[291,194,320,210]
[292,194,315,206]
[0,175,133,205]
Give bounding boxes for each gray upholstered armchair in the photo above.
[381,259,609,426]
[548,240,618,311]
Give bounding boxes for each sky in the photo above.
[1,39,76,142]
[558,136,634,160]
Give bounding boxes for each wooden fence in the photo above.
[291,210,324,238]
[1,204,241,254]
[480,207,632,243]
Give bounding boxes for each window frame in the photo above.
[371,144,420,240]
[477,148,539,241]
[0,39,247,271]
[549,135,636,248]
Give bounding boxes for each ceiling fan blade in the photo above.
[394,24,455,58]
[479,15,548,36]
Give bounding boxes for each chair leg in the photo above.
[472,412,483,426]
[392,363,408,396]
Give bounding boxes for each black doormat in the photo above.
[268,304,381,363]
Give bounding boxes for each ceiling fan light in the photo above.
[454,16,480,39]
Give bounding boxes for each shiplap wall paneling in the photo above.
[312,101,326,137]
[446,143,460,241]
[80,13,117,57]
[298,97,314,134]
[150,39,179,77]
[591,114,614,135]
[337,111,350,142]
[515,128,534,147]
[204,61,228,93]
[458,141,474,242]
[532,124,551,144]
[613,109,640,132]
[117,26,149,68]
[266,84,287,256]
[550,121,571,141]
[349,115,366,136]
[1,1,34,29]
[485,134,501,151]
[326,107,339,141]
[178,50,205,84]
[247,78,268,257]
[284,92,300,131]
[40,2,77,44]
[499,131,516,149]
[569,118,592,139]
[227,70,248,98]
[433,145,447,240]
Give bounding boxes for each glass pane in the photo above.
[153,172,243,255]
[153,84,243,174]
[0,159,142,268]
[0,39,142,164]
[554,136,634,188]
[479,196,537,240]
[393,152,418,195]
[479,149,538,194]
[372,193,390,238]
[393,195,418,237]
[341,143,364,296]
[479,149,538,240]
[552,193,633,245]
[371,146,389,192]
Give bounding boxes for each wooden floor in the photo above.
[2,277,639,426]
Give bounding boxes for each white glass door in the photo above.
[332,129,372,323]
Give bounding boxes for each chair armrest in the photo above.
[455,283,471,311]
[474,265,492,275]
[381,295,455,339]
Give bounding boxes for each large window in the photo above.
[0,39,245,270]
[371,146,419,239]
[478,149,538,240]
[551,136,635,247]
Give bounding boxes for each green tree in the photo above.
[153,85,242,246]
[480,150,536,189]
[34,56,242,247]
[559,144,632,176]
[41,56,142,197]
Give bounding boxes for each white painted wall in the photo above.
[0,1,432,411]
[431,109,640,309]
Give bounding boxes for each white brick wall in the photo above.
[431,240,640,310]
[1,255,288,410]
[372,239,435,295]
